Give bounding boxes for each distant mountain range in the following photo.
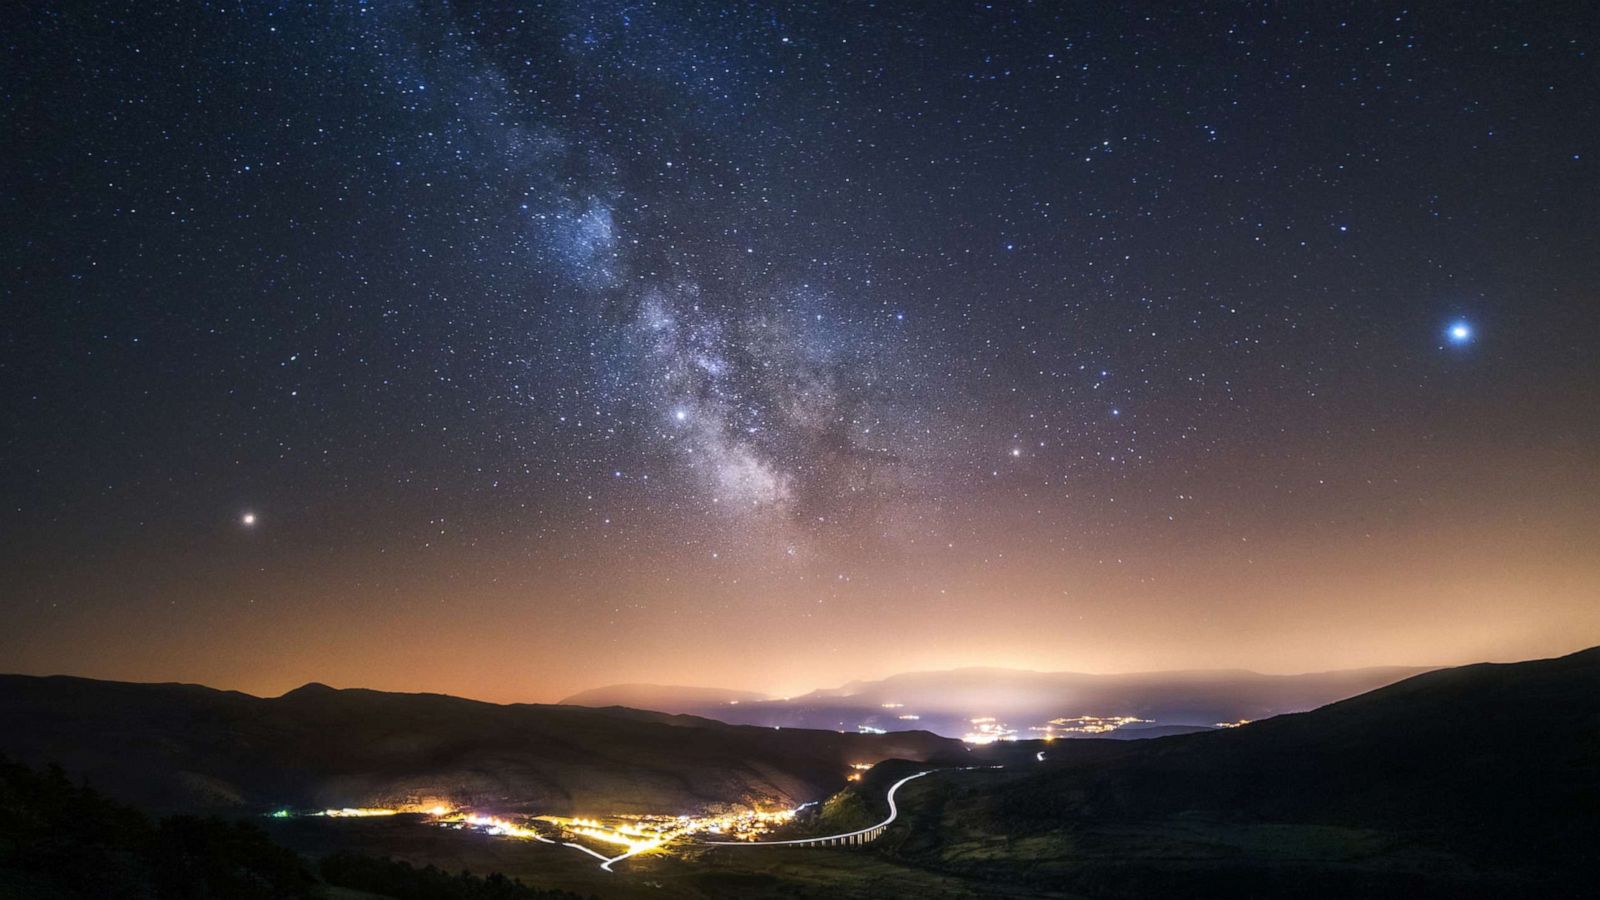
[559,664,1431,740]
[558,682,767,709]
[0,675,983,816]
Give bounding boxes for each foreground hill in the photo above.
[876,647,1600,898]
[0,675,965,817]
[565,665,1430,739]
[0,757,591,900]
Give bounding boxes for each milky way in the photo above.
[329,0,962,547]
[3,1,1598,698]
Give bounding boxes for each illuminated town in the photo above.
[280,797,813,869]
[961,717,1019,744]
[957,714,1161,743]
[1035,715,1154,736]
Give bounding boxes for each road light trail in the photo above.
[599,839,664,872]
[471,767,993,871]
[701,770,933,848]
[562,841,614,865]
[588,775,927,870]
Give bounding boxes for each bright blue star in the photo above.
[1446,320,1474,345]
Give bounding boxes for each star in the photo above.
[1446,320,1474,345]
[241,512,257,527]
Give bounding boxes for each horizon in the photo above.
[15,642,1596,707]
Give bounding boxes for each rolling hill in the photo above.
[0,674,967,817]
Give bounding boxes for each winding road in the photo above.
[582,762,1018,871]
[700,769,933,848]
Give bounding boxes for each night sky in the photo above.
[4,1,1598,701]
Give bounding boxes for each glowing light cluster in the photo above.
[455,813,545,839]
[961,716,1019,744]
[570,825,664,854]
[447,805,805,853]
[677,806,803,841]
[1033,715,1153,736]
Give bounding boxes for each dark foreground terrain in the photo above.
[0,757,595,900]
[3,648,1596,898]
[869,647,1600,899]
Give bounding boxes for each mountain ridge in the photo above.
[0,672,975,817]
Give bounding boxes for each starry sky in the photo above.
[4,1,1598,702]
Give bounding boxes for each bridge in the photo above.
[700,770,932,849]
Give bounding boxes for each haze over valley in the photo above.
[559,665,1432,741]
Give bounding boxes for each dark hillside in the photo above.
[1003,647,1600,865]
[0,675,962,816]
[873,647,1600,898]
